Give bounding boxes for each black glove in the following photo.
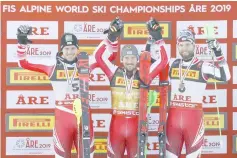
[146,17,163,41]
[107,17,124,42]
[17,25,33,44]
[206,39,222,57]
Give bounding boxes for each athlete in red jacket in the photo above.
[90,17,168,158]
[166,29,231,157]
[16,25,94,158]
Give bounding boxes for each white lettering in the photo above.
[55,5,89,13]
[113,110,139,116]
[110,5,185,14]
[19,5,52,13]
[171,101,197,108]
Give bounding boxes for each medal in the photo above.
[123,69,135,95]
[63,63,77,85]
[178,83,186,93]
[178,58,195,93]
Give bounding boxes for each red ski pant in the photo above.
[107,115,138,158]
[166,107,204,158]
[53,107,94,158]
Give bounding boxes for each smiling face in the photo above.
[177,41,195,61]
[122,55,138,72]
[62,45,78,61]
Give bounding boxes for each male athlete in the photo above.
[91,17,168,157]
[16,25,94,158]
[166,29,231,157]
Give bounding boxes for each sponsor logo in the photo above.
[7,68,50,85]
[176,43,227,61]
[171,68,199,80]
[234,66,237,84]
[181,135,227,154]
[148,113,159,131]
[56,70,79,80]
[6,113,112,132]
[7,90,111,109]
[79,45,97,55]
[115,77,139,88]
[202,135,227,154]
[6,114,54,132]
[7,44,58,64]
[7,67,109,86]
[94,138,107,153]
[7,21,58,39]
[113,110,139,116]
[233,20,237,38]
[146,136,160,155]
[202,89,227,108]
[203,112,227,130]
[233,135,237,153]
[92,114,111,132]
[6,91,55,109]
[176,21,227,39]
[232,43,237,61]
[6,137,54,155]
[122,22,171,39]
[233,112,237,130]
[89,68,109,86]
[89,91,111,109]
[233,89,237,107]
[64,21,110,40]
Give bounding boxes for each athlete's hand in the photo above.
[107,17,124,42]
[206,39,222,57]
[146,17,163,41]
[17,25,33,44]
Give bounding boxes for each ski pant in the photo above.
[107,115,138,158]
[166,107,204,158]
[53,107,94,158]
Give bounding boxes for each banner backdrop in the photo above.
[1,1,237,158]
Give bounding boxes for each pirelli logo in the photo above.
[122,22,171,39]
[94,138,107,153]
[71,138,107,154]
[171,68,199,80]
[6,113,55,132]
[7,68,50,85]
[79,45,97,55]
[203,112,227,130]
[115,77,139,88]
[56,70,79,79]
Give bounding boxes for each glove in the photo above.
[206,39,222,57]
[107,17,124,42]
[17,25,33,45]
[146,17,163,41]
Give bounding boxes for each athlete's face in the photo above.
[178,41,195,61]
[122,55,138,72]
[62,45,78,61]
